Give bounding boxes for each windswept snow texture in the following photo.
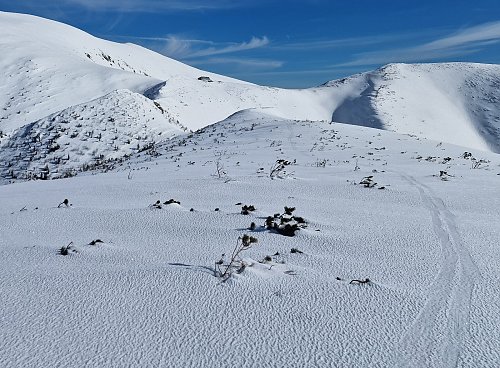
[1,110,500,367]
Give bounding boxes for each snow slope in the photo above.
[151,74,355,131]
[0,90,185,181]
[0,11,237,133]
[0,11,345,135]
[1,110,499,367]
[0,11,354,181]
[330,63,500,153]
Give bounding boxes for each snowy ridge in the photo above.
[152,75,345,131]
[0,11,340,133]
[0,90,184,182]
[0,11,237,133]
[1,11,500,187]
[330,63,500,152]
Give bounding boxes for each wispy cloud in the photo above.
[272,34,414,51]
[162,35,270,59]
[339,21,500,66]
[11,0,258,12]
[161,36,280,71]
[109,33,278,71]
[190,57,284,69]
[8,0,327,12]
[422,21,500,50]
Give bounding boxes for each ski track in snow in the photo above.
[396,175,480,368]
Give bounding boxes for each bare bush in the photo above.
[269,159,295,179]
[215,235,258,280]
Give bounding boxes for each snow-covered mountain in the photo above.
[329,62,500,153]
[0,11,338,179]
[0,11,336,135]
[1,11,500,183]
[0,11,239,133]
[1,11,500,368]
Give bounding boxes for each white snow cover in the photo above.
[0,11,236,133]
[1,110,500,367]
[2,11,500,156]
[0,90,185,181]
[1,12,500,366]
[329,63,500,153]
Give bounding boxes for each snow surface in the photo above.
[1,11,500,367]
[1,110,500,367]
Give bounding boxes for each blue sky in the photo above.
[1,0,500,87]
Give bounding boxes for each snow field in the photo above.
[1,112,499,367]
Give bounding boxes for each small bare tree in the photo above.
[213,151,228,179]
